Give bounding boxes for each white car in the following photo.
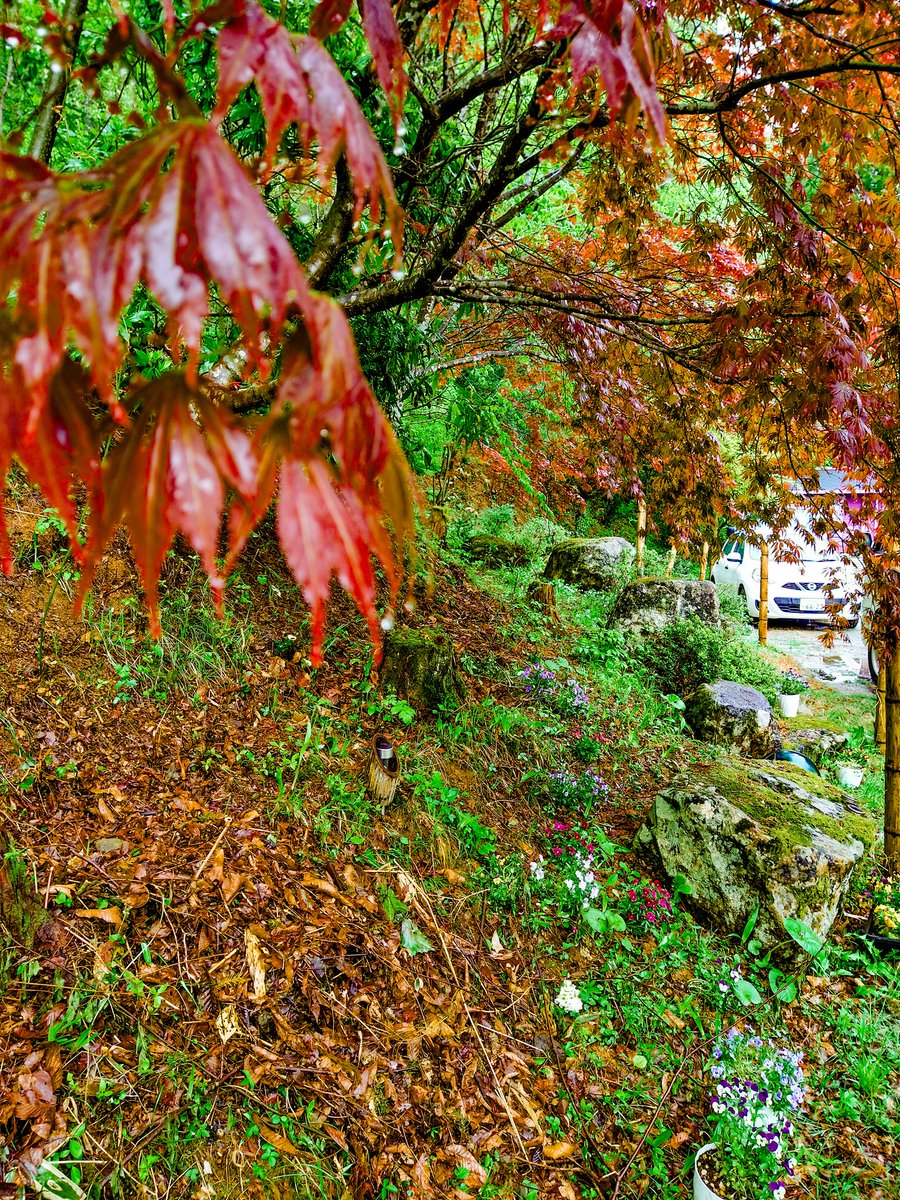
[711,533,858,624]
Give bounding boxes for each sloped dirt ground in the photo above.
[0,487,896,1199]
[0,489,685,1200]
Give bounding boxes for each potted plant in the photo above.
[834,758,865,789]
[695,1028,805,1200]
[777,670,808,719]
[858,868,900,958]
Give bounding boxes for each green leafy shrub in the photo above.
[634,618,783,702]
[718,583,749,625]
[448,506,569,566]
[572,628,633,673]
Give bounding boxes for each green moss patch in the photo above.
[691,759,877,857]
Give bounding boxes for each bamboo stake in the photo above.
[885,658,900,872]
[367,736,400,807]
[636,497,647,574]
[758,541,769,645]
[665,546,677,577]
[700,541,709,580]
[876,663,887,754]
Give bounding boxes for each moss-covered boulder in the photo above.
[543,537,634,591]
[685,681,781,757]
[380,629,465,713]
[609,578,719,635]
[635,759,876,960]
[466,534,531,568]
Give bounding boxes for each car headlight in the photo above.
[751,569,760,581]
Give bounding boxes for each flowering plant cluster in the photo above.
[568,724,609,762]
[621,878,674,930]
[553,978,584,1014]
[529,823,622,933]
[703,1028,806,1200]
[546,767,610,814]
[865,868,900,936]
[780,669,809,696]
[519,663,589,716]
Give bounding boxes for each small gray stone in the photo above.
[684,681,781,757]
[793,728,849,767]
[543,537,635,592]
[609,578,719,636]
[634,759,876,960]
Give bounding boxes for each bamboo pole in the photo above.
[700,541,709,581]
[758,541,769,645]
[886,659,900,871]
[665,546,677,577]
[636,497,647,574]
[876,663,887,754]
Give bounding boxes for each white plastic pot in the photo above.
[693,1144,726,1200]
[836,764,864,789]
[778,693,801,718]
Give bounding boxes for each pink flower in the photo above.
[553,847,563,857]
[628,890,637,902]
[647,912,657,923]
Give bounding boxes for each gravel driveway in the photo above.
[752,620,873,694]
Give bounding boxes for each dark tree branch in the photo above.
[29,0,89,164]
[303,158,356,289]
[668,55,900,116]
[341,71,553,316]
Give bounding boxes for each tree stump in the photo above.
[526,580,560,625]
[1,837,46,950]
[427,505,449,544]
[380,628,465,713]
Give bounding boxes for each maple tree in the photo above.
[3,1,900,653]
[0,0,667,661]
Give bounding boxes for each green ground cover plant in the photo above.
[0,492,895,1200]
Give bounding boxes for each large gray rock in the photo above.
[685,681,781,757]
[635,760,876,959]
[543,537,635,591]
[609,578,719,635]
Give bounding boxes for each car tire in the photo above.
[869,644,879,682]
[737,585,755,622]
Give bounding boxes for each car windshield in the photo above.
[745,538,837,563]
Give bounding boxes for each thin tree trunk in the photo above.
[700,541,709,580]
[758,541,769,645]
[636,497,647,575]
[665,546,676,577]
[886,658,900,871]
[29,0,90,165]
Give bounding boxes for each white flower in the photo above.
[554,979,584,1014]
